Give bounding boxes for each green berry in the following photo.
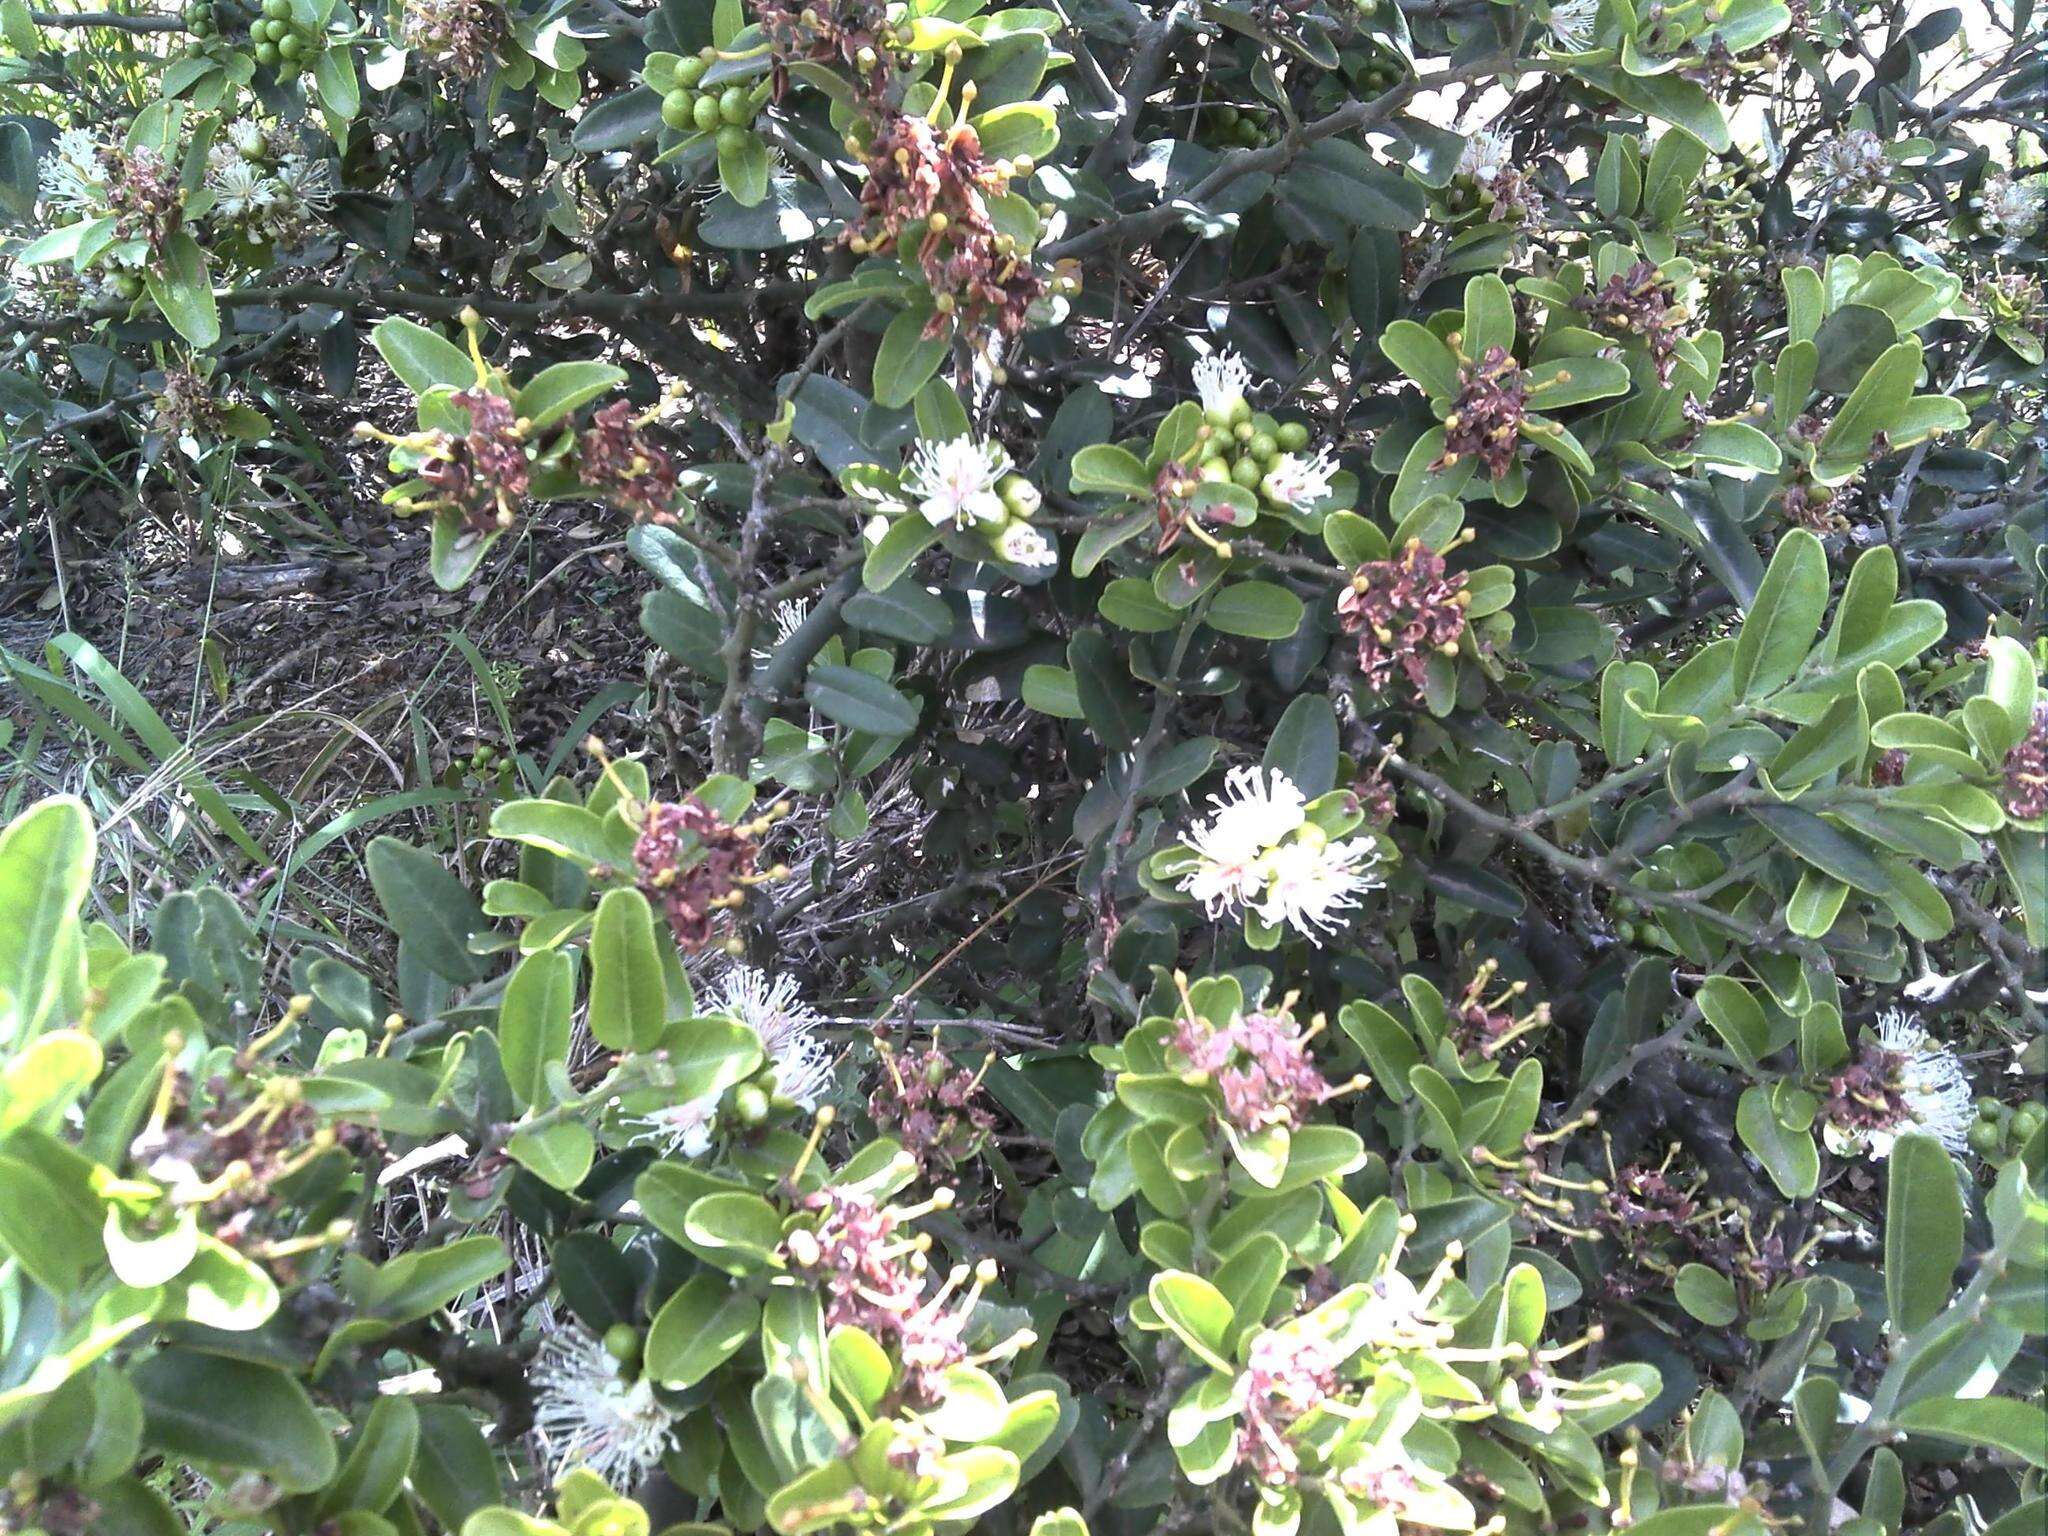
[718,84,751,125]
[278,58,300,79]
[254,39,279,63]
[278,33,302,58]
[662,88,695,129]
[733,1084,770,1125]
[1198,457,1231,483]
[1230,456,1263,489]
[1968,1120,2002,1157]
[676,53,707,87]
[263,0,288,17]
[1615,920,1638,943]
[716,122,750,155]
[1248,431,1279,464]
[1229,398,1253,428]
[2015,1102,2047,1136]
[692,93,722,132]
[602,1323,643,1369]
[1276,421,1310,452]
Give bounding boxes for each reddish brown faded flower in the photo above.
[1336,540,1469,693]
[2003,703,2048,822]
[419,387,529,534]
[1447,961,1548,1060]
[756,0,892,99]
[633,797,759,950]
[1435,347,1528,479]
[1576,260,1685,382]
[869,1041,995,1176]
[102,145,183,254]
[1871,747,1906,787]
[847,111,1046,343]
[404,0,507,78]
[579,400,679,519]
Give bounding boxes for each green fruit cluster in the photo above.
[659,50,767,151]
[1968,1096,2046,1160]
[1202,105,1273,150]
[249,0,324,80]
[183,0,222,37]
[1189,397,1315,511]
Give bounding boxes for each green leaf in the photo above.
[645,1275,762,1389]
[1818,339,1920,469]
[1204,582,1305,640]
[508,1119,595,1190]
[1885,1132,1962,1334]
[0,797,93,1047]
[512,361,626,430]
[863,515,945,591]
[718,127,772,206]
[1263,696,1339,798]
[1379,321,1460,398]
[589,887,667,1052]
[0,1030,101,1137]
[143,232,219,348]
[371,317,474,395]
[873,306,951,409]
[413,1405,500,1531]
[1893,1396,2048,1468]
[132,1352,337,1493]
[1696,976,1768,1071]
[1461,273,1516,363]
[312,44,360,118]
[1735,1084,1819,1198]
[1069,443,1152,498]
[361,1235,511,1322]
[315,1397,419,1520]
[1674,1263,1738,1326]
[1732,528,1827,700]
[365,837,490,983]
[805,664,921,736]
[1146,1272,1233,1371]
[1068,629,1144,751]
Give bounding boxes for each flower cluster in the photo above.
[1170,1001,1350,1134]
[1452,128,1540,223]
[531,1323,678,1487]
[1820,1009,1973,1159]
[1545,0,1600,50]
[899,434,1054,568]
[153,365,225,438]
[869,1040,995,1175]
[1235,1330,1340,1482]
[846,109,1047,343]
[714,965,834,1108]
[579,400,682,520]
[1446,960,1550,1061]
[783,1188,1024,1406]
[203,121,333,250]
[1977,170,2046,240]
[2002,702,2048,823]
[1812,128,1887,195]
[1336,540,1470,694]
[1174,768,1381,941]
[40,130,184,267]
[632,797,763,951]
[417,388,531,533]
[1576,260,1686,382]
[755,0,893,99]
[404,0,508,77]
[1435,346,1529,479]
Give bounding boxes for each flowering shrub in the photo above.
[1,0,2045,1534]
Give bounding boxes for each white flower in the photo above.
[902,435,1013,530]
[1545,0,1600,50]
[1814,129,1887,194]
[994,520,1058,569]
[1873,1009,1974,1157]
[630,1092,719,1158]
[1193,349,1252,421]
[711,965,833,1109]
[1982,172,2046,239]
[532,1323,678,1488]
[1252,834,1380,942]
[1457,128,1513,187]
[1261,446,1339,509]
[1176,767,1309,918]
[228,119,272,159]
[275,153,334,212]
[40,128,108,212]
[773,598,810,645]
[208,160,265,222]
